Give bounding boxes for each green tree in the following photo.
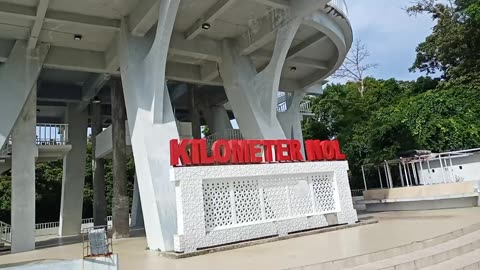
[407,0,480,80]
[303,77,480,189]
[0,140,136,224]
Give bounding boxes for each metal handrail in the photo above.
[35,221,59,230]
[0,123,70,156]
[277,100,313,114]
[327,0,348,16]
[206,129,243,147]
[0,221,11,244]
[36,123,69,145]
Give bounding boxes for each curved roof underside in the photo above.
[0,0,351,123]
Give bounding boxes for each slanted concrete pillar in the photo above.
[190,86,202,139]
[199,104,233,135]
[118,0,181,251]
[277,91,307,155]
[91,102,107,226]
[130,175,144,228]
[11,85,37,253]
[59,105,88,236]
[0,41,49,147]
[111,80,129,239]
[219,19,302,139]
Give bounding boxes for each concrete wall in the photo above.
[172,161,358,252]
[363,182,477,201]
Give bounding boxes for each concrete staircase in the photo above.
[288,222,480,270]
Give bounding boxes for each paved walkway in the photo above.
[1,208,480,269]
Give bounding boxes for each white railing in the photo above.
[206,129,243,147]
[328,0,348,16]
[0,221,11,244]
[35,221,59,230]
[0,137,12,157]
[0,123,68,156]
[82,218,94,224]
[36,123,69,145]
[277,102,288,113]
[300,101,313,114]
[0,215,130,240]
[277,100,313,115]
[0,124,69,156]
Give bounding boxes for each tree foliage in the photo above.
[303,77,480,189]
[0,140,136,223]
[407,0,480,80]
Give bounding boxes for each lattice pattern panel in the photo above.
[289,179,314,216]
[262,178,290,220]
[311,174,338,213]
[202,173,340,232]
[203,181,233,231]
[233,180,262,224]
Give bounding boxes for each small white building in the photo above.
[358,148,480,212]
[416,149,480,186]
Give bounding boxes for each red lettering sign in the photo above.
[170,139,346,167]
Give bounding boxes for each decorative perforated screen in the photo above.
[202,173,339,231]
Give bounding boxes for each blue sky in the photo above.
[345,0,436,81]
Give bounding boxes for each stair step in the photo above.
[420,248,480,270]
[346,229,480,270]
[298,222,480,270]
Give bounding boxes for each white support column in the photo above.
[130,174,144,228]
[0,41,49,147]
[219,18,301,139]
[11,86,37,253]
[277,90,307,155]
[59,105,88,236]
[118,0,181,251]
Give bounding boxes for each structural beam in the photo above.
[185,0,237,40]
[200,61,219,82]
[169,32,222,62]
[43,47,110,73]
[27,0,49,50]
[105,36,120,72]
[128,0,159,36]
[37,83,83,102]
[237,0,326,56]
[0,2,119,31]
[287,32,327,59]
[0,39,15,62]
[170,83,188,101]
[76,74,111,111]
[237,11,277,56]
[251,50,329,69]
[0,42,112,74]
[166,62,223,86]
[45,11,120,31]
[246,0,290,8]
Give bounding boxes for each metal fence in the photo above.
[0,221,11,243]
[328,0,349,16]
[36,123,69,145]
[277,100,313,114]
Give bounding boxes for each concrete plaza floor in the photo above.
[1,208,480,269]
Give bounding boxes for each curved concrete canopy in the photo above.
[0,0,351,92]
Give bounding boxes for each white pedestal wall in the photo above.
[171,161,357,252]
